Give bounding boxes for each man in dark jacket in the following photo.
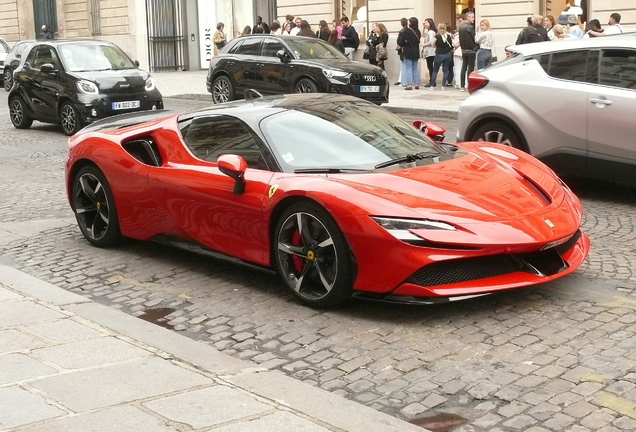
[37,25,53,40]
[515,17,533,44]
[519,15,550,43]
[339,16,359,59]
[458,12,477,91]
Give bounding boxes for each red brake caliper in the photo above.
[290,230,304,273]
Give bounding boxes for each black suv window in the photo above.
[181,115,267,169]
[600,49,636,90]
[262,38,285,58]
[540,49,591,83]
[235,38,262,56]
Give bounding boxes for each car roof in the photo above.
[27,39,118,47]
[508,34,636,56]
[178,94,373,122]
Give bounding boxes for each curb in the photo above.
[0,264,427,432]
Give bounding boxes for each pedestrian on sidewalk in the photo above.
[400,17,421,90]
[428,23,453,90]
[340,16,360,59]
[459,12,477,92]
[213,23,227,56]
[395,18,408,86]
[420,18,437,88]
[588,13,623,36]
[475,19,495,69]
[452,16,464,88]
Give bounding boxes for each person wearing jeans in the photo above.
[475,19,495,70]
[398,17,421,90]
[429,23,453,90]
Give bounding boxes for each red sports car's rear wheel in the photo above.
[72,166,124,247]
[275,202,354,308]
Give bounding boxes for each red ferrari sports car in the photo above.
[65,94,590,308]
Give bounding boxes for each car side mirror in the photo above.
[134,60,140,67]
[40,63,56,73]
[276,49,290,63]
[217,154,247,195]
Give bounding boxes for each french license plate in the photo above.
[112,100,141,110]
[360,86,380,93]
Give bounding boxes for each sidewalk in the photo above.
[151,70,465,118]
[0,264,427,432]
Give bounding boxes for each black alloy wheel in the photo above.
[9,96,33,129]
[471,121,526,151]
[72,166,123,247]
[212,76,234,104]
[274,202,354,308]
[294,78,318,93]
[60,102,83,136]
[4,69,12,91]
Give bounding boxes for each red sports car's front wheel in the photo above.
[274,202,354,308]
[72,166,124,247]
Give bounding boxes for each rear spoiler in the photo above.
[77,109,175,134]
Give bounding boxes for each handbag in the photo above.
[376,42,388,61]
[362,46,370,60]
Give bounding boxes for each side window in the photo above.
[181,115,268,169]
[228,40,243,54]
[24,46,38,68]
[235,38,262,56]
[262,38,284,58]
[545,50,590,83]
[33,46,59,69]
[600,49,636,90]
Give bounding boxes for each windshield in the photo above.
[59,43,137,72]
[285,38,347,60]
[0,39,10,54]
[260,100,443,172]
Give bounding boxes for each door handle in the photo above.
[590,97,612,106]
[227,61,235,66]
[256,63,264,68]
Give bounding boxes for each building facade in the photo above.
[0,0,632,79]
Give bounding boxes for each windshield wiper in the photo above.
[294,168,371,174]
[374,152,440,170]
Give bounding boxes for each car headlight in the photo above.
[77,80,98,94]
[145,77,155,91]
[322,69,350,85]
[371,217,456,241]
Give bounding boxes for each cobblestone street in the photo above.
[2,93,636,431]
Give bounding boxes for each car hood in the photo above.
[70,69,150,92]
[325,149,567,224]
[296,59,383,74]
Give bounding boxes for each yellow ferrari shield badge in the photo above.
[268,184,279,198]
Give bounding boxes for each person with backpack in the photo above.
[339,16,360,59]
[428,23,453,90]
[519,15,550,44]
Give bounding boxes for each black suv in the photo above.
[207,35,388,105]
[3,40,35,91]
[8,40,163,135]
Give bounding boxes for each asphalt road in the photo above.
[2,93,636,432]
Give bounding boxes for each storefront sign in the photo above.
[197,0,216,69]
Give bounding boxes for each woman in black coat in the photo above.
[398,17,421,90]
[371,23,389,70]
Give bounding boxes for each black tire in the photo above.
[294,78,318,93]
[274,201,355,308]
[211,76,234,104]
[72,165,124,247]
[9,96,33,129]
[60,102,83,136]
[470,121,526,151]
[4,69,12,91]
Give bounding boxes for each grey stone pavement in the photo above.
[150,69,467,118]
[0,264,423,432]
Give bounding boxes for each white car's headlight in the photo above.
[145,77,155,91]
[322,69,350,84]
[77,80,98,94]
[371,217,456,241]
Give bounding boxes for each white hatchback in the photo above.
[457,34,636,185]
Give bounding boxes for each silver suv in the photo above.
[457,34,636,185]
